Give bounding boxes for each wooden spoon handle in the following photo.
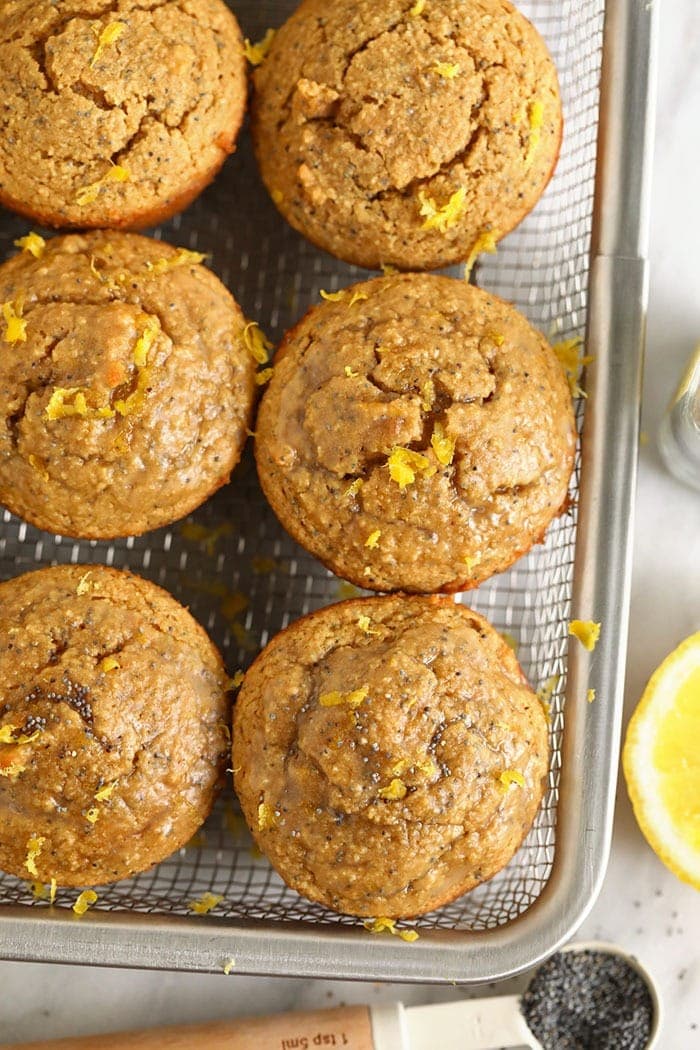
[4,1006,376,1050]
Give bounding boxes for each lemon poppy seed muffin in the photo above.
[0,565,230,887]
[0,0,247,229]
[233,595,549,918]
[252,0,562,271]
[0,230,257,539]
[255,274,576,594]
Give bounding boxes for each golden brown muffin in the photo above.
[252,0,562,271]
[0,565,229,887]
[0,230,257,539]
[255,274,576,593]
[233,595,549,918]
[0,0,247,229]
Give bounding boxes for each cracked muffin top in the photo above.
[0,565,229,887]
[255,274,576,594]
[252,0,562,271]
[0,0,247,229]
[233,595,549,918]
[0,230,256,539]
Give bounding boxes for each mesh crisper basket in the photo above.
[0,0,645,982]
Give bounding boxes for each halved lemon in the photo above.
[623,632,700,888]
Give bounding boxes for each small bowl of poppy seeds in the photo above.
[519,941,661,1049]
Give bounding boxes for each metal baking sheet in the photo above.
[0,0,656,983]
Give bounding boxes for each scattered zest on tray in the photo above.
[569,619,601,652]
[73,890,98,916]
[188,892,224,915]
[222,957,236,975]
[363,917,419,943]
[553,336,594,398]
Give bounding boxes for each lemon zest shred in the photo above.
[25,836,45,878]
[364,916,420,941]
[223,957,236,974]
[418,187,467,233]
[499,769,526,788]
[362,566,373,578]
[30,880,48,900]
[552,337,594,398]
[483,329,505,347]
[365,529,382,549]
[76,164,130,207]
[587,688,597,704]
[132,315,160,368]
[76,572,94,595]
[99,656,120,674]
[94,781,118,802]
[188,892,224,915]
[409,0,427,15]
[85,807,100,824]
[2,299,27,343]
[357,615,380,636]
[28,454,49,481]
[525,99,545,167]
[387,446,435,489]
[431,422,456,466]
[73,890,98,916]
[537,674,560,703]
[0,724,42,745]
[241,321,273,364]
[14,232,46,258]
[90,21,126,67]
[227,670,246,690]
[569,619,601,652]
[381,263,398,276]
[145,248,206,276]
[0,758,26,779]
[433,62,461,78]
[319,686,369,710]
[464,229,499,281]
[271,189,284,205]
[349,290,369,307]
[420,379,436,411]
[378,778,408,801]
[255,367,274,386]
[320,289,346,303]
[243,28,275,66]
[463,551,483,573]
[344,366,360,378]
[50,878,57,903]
[258,802,277,830]
[345,478,364,500]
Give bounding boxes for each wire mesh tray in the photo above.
[0,0,656,983]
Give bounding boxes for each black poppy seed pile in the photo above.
[521,950,654,1050]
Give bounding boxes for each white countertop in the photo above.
[1,4,699,1047]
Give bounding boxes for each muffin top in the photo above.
[255,274,575,593]
[233,595,549,918]
[0,0,247,228]
[253,0,562,270]
[0,565,229,887]
[0,230,256,539]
